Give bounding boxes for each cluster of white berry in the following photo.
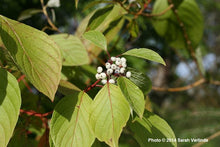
[95,57,131,84]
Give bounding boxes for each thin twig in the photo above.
[84,79,101,92]
[210,80,220,86]
[20,109,53,117]
[152,78,206,92]
[192,130,220,147]
[40,0,60,32]
[141,4,174,17]
[116,0,173,18]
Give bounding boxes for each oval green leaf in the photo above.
[87,5,114,30]
[117,77,145,118]
[123,48,166,65]
[0,68,21,147]
[152,0,204,50]
[83,30,107,50]
[58,79,81,96]
[127,67,152,94]
[50,91,95,147]
[129,111,177,147]
[50,34,89,66]
[0,15,62,100]
[90,84,130,147]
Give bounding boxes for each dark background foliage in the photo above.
[1,0,220,146]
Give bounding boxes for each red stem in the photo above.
[17,75,26,82]
[84,79,101,92]
[20,109,53,117]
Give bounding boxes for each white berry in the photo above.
[121,57,126,63]
[115,69,120,74]
[95,73,101,79]
[122,62,127,68]
[111,57,116,61]
[115,60,122,65]
[107,69,113,75]
[116,57,121,62]
[109,79,115,84]
[101,79,107,84]
[105,62,111,69]
[100,72,106,79]
[126,71,131,78]
[120,68,125,74]
[111,64,117,69]
[97,66,103,73]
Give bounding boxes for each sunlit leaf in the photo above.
[50,34,89,66]
[195,47,205,75]
[50,92,95,147]
[123,48,166,65]
[129,111,177,147]
[0,15,62,100]
[83,30,107,50]
[87,5,114,30]
[0,68,21,147]
[117,77,145,118]
[90,84,130,147]
[152,0,204,50]
[75,0,79,9]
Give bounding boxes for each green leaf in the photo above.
[87,5,114,30]
[75,0,79,8]
[152,0,204,50]
[0,15,62,101]
[0,68,21,147]
[117,77,145,118]
[18,8,42,21]
[127,20,139,39]
[58,79,81,96]
[50,34,89,66]
[90,84,130,147]
[50,91,95,147]
[127,67,152,94]
[195,47,205,76]
[123,48,166,65]
[129,111,177,147]
[83,30,107,50]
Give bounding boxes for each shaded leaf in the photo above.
[18,9,42,21]
[58,79,81,96]
[90,84,130,147]
[50,92,95,147]
[123,48,166,65]
[127,20,139,39]
[83,30,107,50]
[0,15,62,100]
[50,34,89,66]
[129,111,177,147]
[127,67,152,94]
[152,0,204,50]
[117,77,145,118]
[0,68,21,147]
